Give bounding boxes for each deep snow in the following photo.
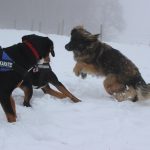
[0,29,150,150]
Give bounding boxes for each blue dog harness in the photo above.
[0,49,34,82]
[0,49,35,87]
[0,42,41,87]
[0,51,14,72]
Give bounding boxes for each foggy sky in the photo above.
[119,0,150,43]
[0,0,124,39]
[0,0,149,43]
[0,0,101,33]
[121,0,150,34]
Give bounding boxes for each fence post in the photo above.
[61,19,64,35]
[57,22,60,35]
[100,24,103,41]
[38,21,42,32]
[31,19,34,31]
[14,20,17,29]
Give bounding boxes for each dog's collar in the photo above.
[23,41,40,60]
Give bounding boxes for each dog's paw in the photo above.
[113,92,124,102]
[73,69,81,76]
[73,66,83,77]
[81,72,87,79]
[71,97,82,103]
[23,102,31,107]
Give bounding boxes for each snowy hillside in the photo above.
[0,29,150,150]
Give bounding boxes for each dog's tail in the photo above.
[136,83,150,100]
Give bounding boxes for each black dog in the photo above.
[0,34,52,122]
[20,62,81,107]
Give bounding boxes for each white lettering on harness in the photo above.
[0,61,13,68]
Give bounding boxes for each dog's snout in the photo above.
[65,43,70,50]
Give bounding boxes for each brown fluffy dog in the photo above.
[65,26,150,102]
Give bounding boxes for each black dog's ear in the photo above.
[51,48,55,57]
[46,37,55,57]
[22,34,36,42]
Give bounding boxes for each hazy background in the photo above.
[120,0,150,44]
[0,0,149,43]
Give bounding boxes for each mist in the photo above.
[0,0,124,41]
[119,0,150,44]
[0,0,150,43]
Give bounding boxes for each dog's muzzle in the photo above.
[65,43,72,51]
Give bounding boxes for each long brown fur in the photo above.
[65,26,150,102]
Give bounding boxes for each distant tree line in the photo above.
[0,0,125,41]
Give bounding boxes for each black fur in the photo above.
[22,34,55,57]
[20,64,61,106]
[0,34,53,122]
[20,62,81,107]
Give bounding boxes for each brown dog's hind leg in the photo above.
[114,86,137,102]
[104,74,137,101]
[0,96,16,122]
[104,74,125,95]
[42,84,67,99]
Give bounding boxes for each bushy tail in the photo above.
[136,84,150,100]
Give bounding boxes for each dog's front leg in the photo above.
[73,62,87,78]
[73,62,84,76]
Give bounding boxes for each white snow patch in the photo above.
[0,29,150,150]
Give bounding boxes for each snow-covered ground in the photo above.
[0,29,150,150]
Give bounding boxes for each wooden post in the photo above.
[57,22,60,35]
[61,19,64,35]
[14,20,17,29]
[38,21,42,32]
[100,24,103,41]
[31,19,34,31]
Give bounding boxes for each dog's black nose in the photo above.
[65,44,70,50]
